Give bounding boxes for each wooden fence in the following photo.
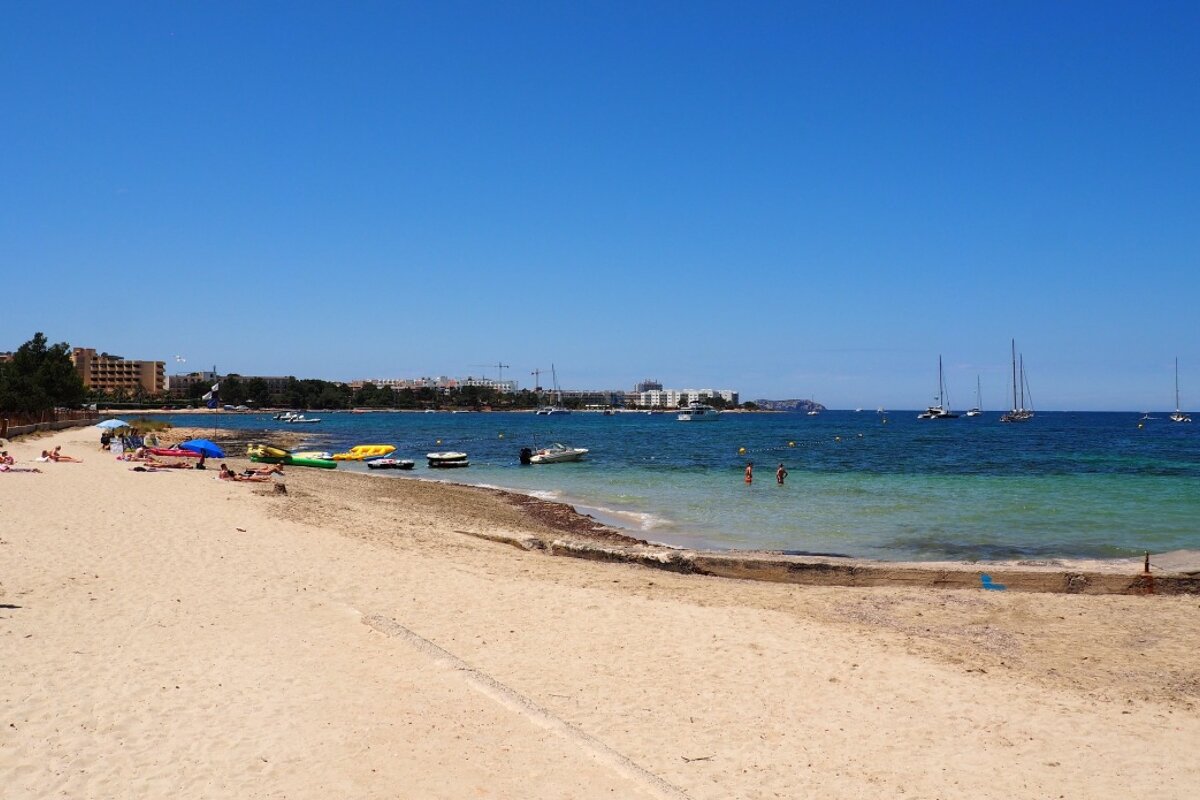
[0,409,98,439]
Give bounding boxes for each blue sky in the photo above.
[2,2,1197,410]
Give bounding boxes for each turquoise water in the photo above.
[165,410,1200,561]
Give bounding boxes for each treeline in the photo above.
[215,377,554,410]
[0,333,87,412]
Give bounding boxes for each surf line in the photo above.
[361,614,691,800]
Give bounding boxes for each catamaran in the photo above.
[1000,339,1034,423]
[1170,358,1191,423]
[917,355,959,419]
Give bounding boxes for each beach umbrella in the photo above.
[179,439,225,458]
[95,419,130,429]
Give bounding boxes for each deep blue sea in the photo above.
[161,410,1199,561]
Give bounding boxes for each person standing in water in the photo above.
[744,461,753,484]
[776,463,788,485]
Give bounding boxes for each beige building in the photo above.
[71,348,164,396]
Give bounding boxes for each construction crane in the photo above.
[470,362,511,383]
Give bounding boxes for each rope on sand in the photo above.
[361,614,692,800]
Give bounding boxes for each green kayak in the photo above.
[250,454,338,470]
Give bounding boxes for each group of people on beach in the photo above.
[0,446,82,473]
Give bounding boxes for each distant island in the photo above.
[753,398,826,413]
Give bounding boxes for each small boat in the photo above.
[285,415,321,424]
[290,450,334,460]
[917,356,959,420]
[1170,358,1191,423]
[247,444,338,469]
[427,451,469,468]
[366,458,415,470]
[247,444,289,458]
[523,443,589,464]
[332,444,396,461]
[965,376,983,417]
[677,402,721,421]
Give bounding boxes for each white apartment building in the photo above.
[357,376,516,393]
[634,388,738,408]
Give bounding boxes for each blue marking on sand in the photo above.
[980,574,1007,591]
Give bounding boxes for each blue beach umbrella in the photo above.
[95,418,130,429]
[179,439,225,458]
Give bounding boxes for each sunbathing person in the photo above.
[0,451,14,465]
[219,463,270,482]
[144,458,193,469]
[244,463,284,476]
[0,463,42,473]
[50,446,83,463]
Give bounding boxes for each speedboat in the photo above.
[677,402,721,422]
[287,416,321,423]
[427,451,469,468]
[367,458,415,470]
[525,443,588,464]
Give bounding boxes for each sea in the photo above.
[159,410,1200,562]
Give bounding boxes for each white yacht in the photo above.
[677,402,721,422]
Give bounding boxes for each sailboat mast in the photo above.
[1177,358,1181,412]
[938,355,945,407]
[1011,339,1018,412]
[1019,354,1026,411]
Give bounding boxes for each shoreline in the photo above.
[164,425,1200,595]
[5,425,1199,798]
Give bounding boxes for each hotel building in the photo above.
[71,348,165,396]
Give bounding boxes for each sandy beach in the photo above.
[3,426,1199,798]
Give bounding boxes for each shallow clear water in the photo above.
[163,410,1200,561]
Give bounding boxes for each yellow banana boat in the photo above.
[331,444,396,461]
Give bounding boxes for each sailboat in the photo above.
[917,356,959,419]
[1170,358,1192,423]
[965,375,983,416]
[1000,339,1034,423]
[535,364,571,415]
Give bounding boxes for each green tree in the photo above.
[244,377,270,406]
[0,332,86,412]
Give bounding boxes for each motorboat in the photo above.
[287,416,321,424]
[427,451,469,468]
[677,402,721,421]
[367,458,415,470]
[523,443,588,464]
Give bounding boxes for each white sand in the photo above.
[2,427,1198,799]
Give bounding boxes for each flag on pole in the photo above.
[203,382,220,409]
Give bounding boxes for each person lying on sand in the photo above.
[1,463,42,473]
[50,446,82,463]
[144,459,193,470]
[244,464,284,476]
[219,463,270,482]
[0,451,14,465]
